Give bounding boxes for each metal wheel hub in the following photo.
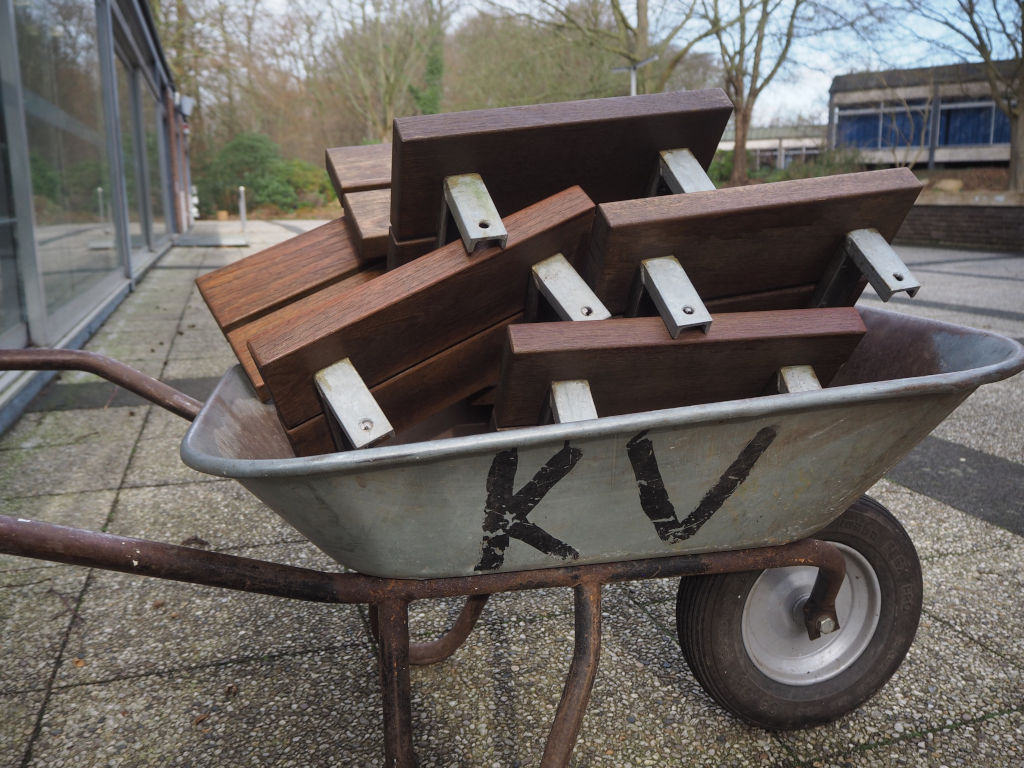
[741,543,881,686]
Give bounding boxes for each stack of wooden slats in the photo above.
[197,89,922,457]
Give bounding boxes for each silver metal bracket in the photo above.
[626,255,712,337]
[548,380,599,424]
[652,148,716,195]
[526,253,612,322]
[777,365,822,394]
[438,173,508,253]
[812,228,920,306]
[315,358,394,450]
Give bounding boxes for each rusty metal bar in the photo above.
[0,348,202,421]
[541,581,602,767]
[0,516,358,602]
[0,516,845,607]
[409,594,490,666]
[376,598,414,768]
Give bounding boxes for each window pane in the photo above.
[16,0,118,316]
[836,114,879,149]
[882,110,929,148]
[940,106,993,145]
[0,102,23,338]
[993,108,1011,144]
[116,58,144,251]
[146,94,166,239]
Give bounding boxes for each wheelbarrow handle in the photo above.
[0,348,202,421]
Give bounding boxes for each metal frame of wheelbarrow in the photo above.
[0,348,846,768]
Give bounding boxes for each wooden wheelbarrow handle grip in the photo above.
[0,348,202,421]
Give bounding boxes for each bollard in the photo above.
[238,185,247,233]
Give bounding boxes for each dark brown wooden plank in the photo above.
[390,89,732,241]
[387,231,437,269]
[373,314,517,431]
[226,268,384,400]
[342,188,391,261]
[250,186,596,428]
[197,218,379,332]
[494,308,867,428]
[325,143,392,197]
[586,168,922,315]
[283,317,517,456]
[286,415,336,457]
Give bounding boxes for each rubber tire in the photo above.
[675,496,922,730]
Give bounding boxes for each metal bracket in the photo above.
[526,253,611,322]
[626,256,711,337]
[651,148,715,195]
[777,365,822,394]
[438,173,508,253]
[812,228,921,306]
[548,380,599,424]
[315,358,394,450]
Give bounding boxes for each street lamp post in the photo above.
[611,54,659,96]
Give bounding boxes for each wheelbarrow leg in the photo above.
[370,594,490,665]
[375,598,414,768]
[540,581,602,768]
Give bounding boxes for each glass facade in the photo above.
[0,101,22,344]
[146,93,167,240]
[0,0,188,421]
[17,0,119,316]
[837,99,1012,151]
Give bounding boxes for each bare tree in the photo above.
[699,0,811,184]
[901,1,1023,192]
[495,0,720,95]
[318,0,449,143]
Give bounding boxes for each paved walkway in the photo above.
[1,220,1022,767]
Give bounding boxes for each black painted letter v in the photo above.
[626,427,778,543]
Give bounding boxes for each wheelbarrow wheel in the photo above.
[675,495,922,730]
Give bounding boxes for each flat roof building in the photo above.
[0,0,191,428]
[828,61,1014,168]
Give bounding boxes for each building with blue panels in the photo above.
[0,0,191,428]
[828,61,1014,169]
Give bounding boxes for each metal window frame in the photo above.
[0,0,51,345]
[96,0,134,287]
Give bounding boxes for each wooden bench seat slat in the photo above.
[250,186,596,429]
[325,143,392,198]
[342,188,391,261]
[285,315,519,456]
[197,217,378,332]
[586,168,922,315]
[226,268,384,400]
[390,89,732,242]
[494,308,867,428]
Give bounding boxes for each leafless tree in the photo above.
[901,0,1023,192]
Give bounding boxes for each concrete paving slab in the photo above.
[930,375,1024,463]
[0,690,44,767]
[823,709,1024,768]
[121,434,219,488]
[776,617,1022,763]
[0,439,136,499]
[920,545,1024,667]
[53,543,359,687]
[868,479,1021,558]
[0,566,89,695]
[0,407,147,451]
[106,481,297,550]
[29,650,383,768]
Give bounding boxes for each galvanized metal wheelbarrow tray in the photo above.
[1,305,1022,767]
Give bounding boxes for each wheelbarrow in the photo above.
[1,306,1021,766]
